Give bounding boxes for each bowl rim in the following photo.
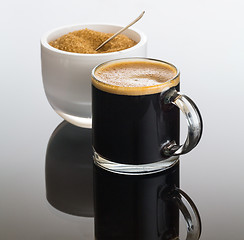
[40,23,147,57]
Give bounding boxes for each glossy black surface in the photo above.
[92,85,179,164]
[1,115,244,240]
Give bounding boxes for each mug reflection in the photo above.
[94,163,180,240]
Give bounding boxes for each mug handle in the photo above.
[162,89,203,156]
[169,188,202,240]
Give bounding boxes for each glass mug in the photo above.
[41,24,147,128]
[94,162,201,240]
[92,58,203,174]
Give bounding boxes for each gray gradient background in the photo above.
[1,0,244,239]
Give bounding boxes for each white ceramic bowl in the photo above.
[41,24,147,128]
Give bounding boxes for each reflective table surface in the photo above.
[1,112,244,239]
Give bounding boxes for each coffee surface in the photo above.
[93,60,179,95]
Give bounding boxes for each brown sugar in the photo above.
[49,28,138,54]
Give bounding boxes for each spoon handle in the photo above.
[96,11,145,51]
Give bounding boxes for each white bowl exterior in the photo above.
[41,24,147,125]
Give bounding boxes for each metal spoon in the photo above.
[95,11,145,51]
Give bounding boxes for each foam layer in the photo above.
[92,59,180,95]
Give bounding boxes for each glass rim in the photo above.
[91,57,180,95]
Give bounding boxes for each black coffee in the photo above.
[94,162,180,240]
[92,59,180,164]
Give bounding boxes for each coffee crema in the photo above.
[93,59,179,95]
